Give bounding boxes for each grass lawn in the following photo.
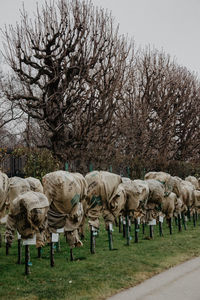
[1,219,200,300]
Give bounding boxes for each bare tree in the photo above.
[0,69,23,128]
[0,62,25,148]
[1,0,130,165]
[117,47,200,176]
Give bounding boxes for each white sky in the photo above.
[0,0,199,77]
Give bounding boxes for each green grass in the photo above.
[1,219,200,300]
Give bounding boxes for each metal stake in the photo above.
[38,247,41,258]
[178,213,182,232]
[25,245,30,275]
[134,218,139,243]
[17,239,21,264]
[50,234,54,267]
[159,221,163,237]
[169,218,172,235]
[119,216,122,233]
[70,248,74,261]
[90,226,96,254]
[149,225,153,239]
[126,215,130,246]
[108,223,113,250]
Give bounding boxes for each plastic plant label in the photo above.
[52,233,59,243]
[17,231,21,239]
[109,223,114,232]
[91,226,98,232]
[148,219,156,226]
[23,234,36,245]
[56,228,64,233]
[137,217,141,224]
[159,216,164,223]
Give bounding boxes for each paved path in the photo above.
[108,256,200,300]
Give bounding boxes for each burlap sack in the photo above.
[145,179,165,205]
[85,171,122,228]
[126,179,149,222]
[194,190,200,208]
[162,192,176,218]
[103,183,126,224]
[185,176,199,190]
[174,197,184,216]
[5,191,49,247]
[144,179,165,222]
[132,180,149,209]
[113,180,149,214]
[180,180,195,208]
[8,177,31,208]
[171,177,195,214]
[0,171,9,219]
[121,177,131,183]
[26,177,44,193]
[171,176,182,198]
[145,171,174,196]
[78,198,88,239]
[42,171,87,248]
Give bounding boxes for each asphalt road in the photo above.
[108,256,200,300]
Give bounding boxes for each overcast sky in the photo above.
[0,0,199,77]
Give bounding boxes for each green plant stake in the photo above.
[142,223,145,235]
[90,226,96,254]
[119,216,122,233]
[134,218,139,243]
[108,223,113,250]
[50,234,55,267]
[169,218,172,235]
[187,208,191,221]
[37,247,41,258]
[6,242,9,255]
[159,216,163,237]
[126,215,130,246]
[70,248,74,261]
[182,212,187,230]
[56,240,60,252]
[148,219,156,239]
[178,213,182,232]
[123,217,126,238]
[149,225,153,239]
[127,166,130,178]
[159,221,163,237]
[193,213,196,227]
[195,211,198,222]
[25,245,30,275]
[18,239,21,264]
[65,162,69,171]
[89,163,93,172]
